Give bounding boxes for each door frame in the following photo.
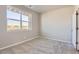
[76,10,78,50]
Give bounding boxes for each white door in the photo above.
[72,11,76,49]
[73,10,79,50]
[72,8,79,50]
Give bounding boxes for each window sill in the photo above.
[7,29,31,32]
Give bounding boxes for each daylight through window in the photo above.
[7,6,32,31]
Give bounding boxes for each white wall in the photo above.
[0,5,40,48]
[41,6,74,43]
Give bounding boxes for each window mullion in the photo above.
[20,13,22,29]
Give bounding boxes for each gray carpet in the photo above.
[0,37,78,54]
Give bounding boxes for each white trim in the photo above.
[44,36,71,44]
[41,33,71,44]
[0,35,39,51]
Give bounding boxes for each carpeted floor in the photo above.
[0,37,78,54]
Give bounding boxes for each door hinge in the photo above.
[76,11,78,15]
[76,27,79,30]
[76,13,78,15]
[76,42,78,45]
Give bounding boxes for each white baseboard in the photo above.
[41,33,71,44]
[0,35,39,51]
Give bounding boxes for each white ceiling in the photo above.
[25,5,73,13]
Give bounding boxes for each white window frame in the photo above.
[7,6,32,32]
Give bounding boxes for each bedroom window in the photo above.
[7,6,32,31]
